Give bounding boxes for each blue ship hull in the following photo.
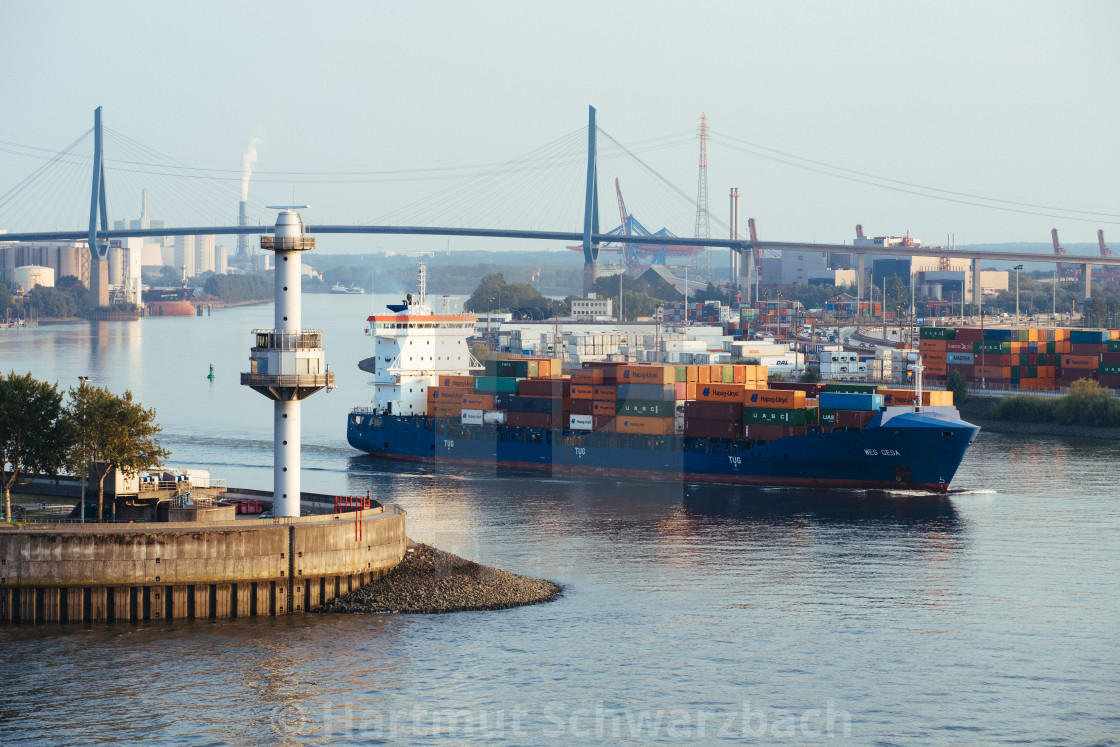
[347,406,979,493]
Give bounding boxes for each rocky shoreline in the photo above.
[319,543,562,615]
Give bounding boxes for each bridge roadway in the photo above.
[5,224,1118,268]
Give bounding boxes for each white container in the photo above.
[569,414,593,430]
[483,410,507,425]
[461,409,484,425]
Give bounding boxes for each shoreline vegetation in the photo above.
[959,381,1120,439]
[319,543,562,614]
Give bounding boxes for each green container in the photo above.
[823,383,882,394]
[1046,341,1056,354]
[742,406,807,425]
[1027,366,1038,378]
[616,399,675,418]
[974,341,1011,354]
[1016,329,1029,342]
[1019,354,1029,366]
[919,327,955,340]
[484,359,502,377]
[474,376,520,393]
[485,360,537,378]
[675,366,687,383]
[1036,353,1048,365]
[819,409,837,426]
[1101,363,1120,376]
[1010,366,1020,380]
[1108,340,1120,353]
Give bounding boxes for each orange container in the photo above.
[1062,355,1099,369]
[732,365,746,383]
[921,351,947,364]
[430,403,463,417]
[615,416,674,435]
[591,400,616,416]
[459,393,495,409]
[571,368,605,384]
[697,383,746,403]
[571,384,594,399]
[742,388,806,409]
[592,385,617,400]
[925,362,948,375]
[438,375,476,390]
[619,365,674,385]
[919,339,947,353]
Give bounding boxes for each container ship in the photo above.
[346,273,979,493]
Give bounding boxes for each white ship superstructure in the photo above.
[364,265,480,415]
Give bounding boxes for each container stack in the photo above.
[424,357,959,445]
[919,326,1120,390]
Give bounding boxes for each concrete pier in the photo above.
[0,506,405,625]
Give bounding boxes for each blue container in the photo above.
[1070,329,1109,344]
[819,392,884,411]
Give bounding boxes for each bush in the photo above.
[990,395,1056,423]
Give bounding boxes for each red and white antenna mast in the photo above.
[694,113,712,280]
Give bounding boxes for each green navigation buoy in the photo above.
[207,364,214,380]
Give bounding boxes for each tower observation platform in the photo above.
[239,208,334,517]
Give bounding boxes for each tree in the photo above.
[947,369,969,405]
[799,368,822,383]
[0,372,69,522]
[63,384,169,521]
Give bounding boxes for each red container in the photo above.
[683,400,742,421]
[945,340,973,352]
[1070,343,1105,356]
[592,415,616,432]
[742,423,802,441]
[769,382,826,397]
[1101,352,1120,365]
[569,399,593,416]
[506,411,553,429]
[834,410,874,429]
[683,418,740,438]
[954,328,984,341]
[519,379,570,397]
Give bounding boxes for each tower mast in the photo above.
[694,114,712,281]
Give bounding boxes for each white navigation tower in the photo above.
[241,207,333,517]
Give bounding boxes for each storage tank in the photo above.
[14,265,55,290]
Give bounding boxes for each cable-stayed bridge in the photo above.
[2,107,1118,311]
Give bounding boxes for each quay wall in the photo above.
[0,506,406,624]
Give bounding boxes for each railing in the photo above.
[251,329,324,350]
[260,236,315,251]
[240,372,334,388]
[139,478,228,492]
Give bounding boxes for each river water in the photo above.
[1,296,1118,745]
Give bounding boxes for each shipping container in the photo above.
[460,409,484,425]
[742,388,806,409]
[618,364,675,385]
[617,382,676,401]
[570,399,593,416]
[473,376,521,393]
[742,406,807,425]
[506,411,553,429]
[919,327,955,340]
[742,423,802,441]
[683,400,742,421]
[483,410,507,425]
[616,400,675,418]
[616,416,674,435]
[683,418,741,439]
[569,414,593,431]
[696,383,746,403]
[459,393,496,409]
[592,400,617,416]
[819,392,884,411]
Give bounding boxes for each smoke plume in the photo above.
[240,134,264,201]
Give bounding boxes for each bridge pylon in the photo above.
[88,107,111,310]
[581,105,600,296]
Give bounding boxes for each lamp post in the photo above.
[1013,264,1023,327]
[77,376,89,523]
[486,297,493,351]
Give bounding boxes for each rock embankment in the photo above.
[319,543,562,614]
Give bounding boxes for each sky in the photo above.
[2,0,1119,256]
